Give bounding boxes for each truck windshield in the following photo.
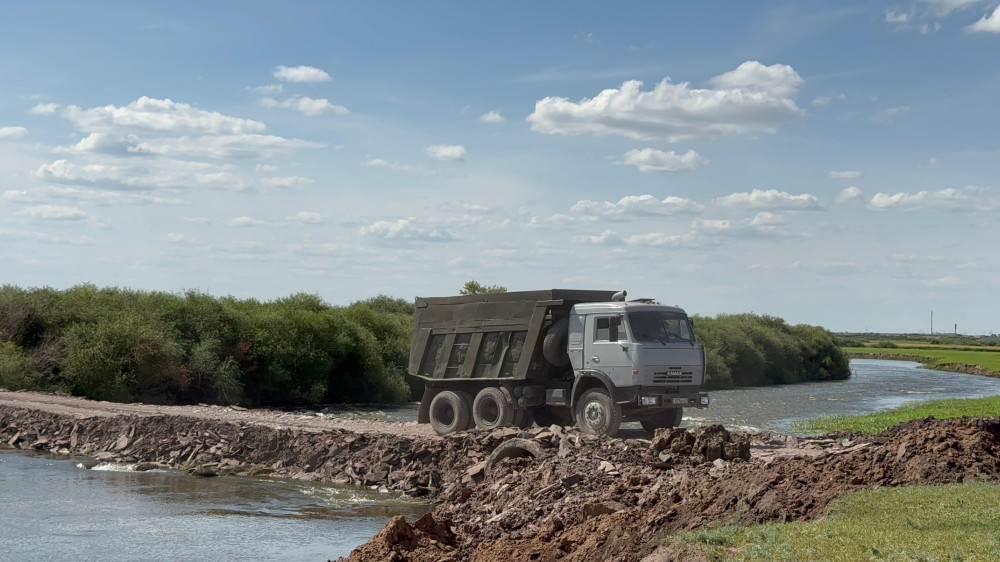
[627,311,695,343]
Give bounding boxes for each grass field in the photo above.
[796,395,1000,434]
[666,481,1000,561]
[845,345,1000,373]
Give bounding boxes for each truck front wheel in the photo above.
[472,387,515,430]
[575,388,622,437]
[640,408,683,433]
[429,390,473,435]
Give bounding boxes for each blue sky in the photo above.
[1,1,998,334]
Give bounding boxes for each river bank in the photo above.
[847,353,1000,379]
[3,388,1000,561]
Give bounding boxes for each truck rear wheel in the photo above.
[429,390,473,435]
[640,408,683,433]
[575,388,622,437]
[473,387,515,430]
[542,318,570,367]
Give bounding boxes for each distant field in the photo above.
[845,345,1000,373]
[797,395,1000,434]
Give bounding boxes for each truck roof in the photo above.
[414,289,617,308]
[573,302,686,315]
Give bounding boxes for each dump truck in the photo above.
[409,289,709,436]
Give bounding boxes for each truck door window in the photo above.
[595,316,621,342]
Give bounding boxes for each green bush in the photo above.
[694,313,850,389]
[0,341,36,390]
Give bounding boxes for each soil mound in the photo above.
[345,418,1000,562]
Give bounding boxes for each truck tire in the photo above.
[575,388,622,437]
[513,407,534,429]
[429,390,473,435]
[473,387,515,430]
[542,318,570,367]
[640,408,683,433]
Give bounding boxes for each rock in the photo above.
[582,500,625,518]
[114,434,130,451]
[189,466,219,477]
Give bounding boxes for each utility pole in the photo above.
[930,310,934,335]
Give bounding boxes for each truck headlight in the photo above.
[700,396,710,405]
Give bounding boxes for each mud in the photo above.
[3,390,999,562]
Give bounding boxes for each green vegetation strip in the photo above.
[846,345,1000,373]
[666,481,1000,561]
[795,396,1000,435]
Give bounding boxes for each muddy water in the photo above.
[0,451,430,561]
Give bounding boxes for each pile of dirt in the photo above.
[344,417,1000,562]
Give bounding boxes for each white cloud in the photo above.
[0,228,95,245]
[2,186,185,206]
[836,186,864,204]
[63,97,266,135]
[159,232,190,243]
[183,217,210,224]
[573,229,625,246]
[273,65,332,83]
[360,218,454,242]
[812,96,831,106]
[886,10,911,23]
[259,96,348,116]
[260,176,314,188]
[871,106,910,122]
[128,134,323,159]
[246,84,283,94]
[13,204,87,220]
[29,103,60,115]
[624,232,687,247]
[750,211,782,229]
[527,61,804,142]
[869,186,995,210]
[229,216,271,227]
[363,158,436,176]
[425,144,467,161]
[692,218,732,232]
[479,111,505,124]
[714,189,821,210]
[966,5,1000,33]
[35,158,252,191]
[922,0,981,16]
[924,275,959,287]
[619,148,705,172]
[828,170,861,179]
[571,194,702,217]
[287,211,323,224]
[0,126,27,139]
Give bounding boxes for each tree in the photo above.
[459,280,507,295]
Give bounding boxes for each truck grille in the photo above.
[652,370,694,384]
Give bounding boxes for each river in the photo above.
[2,359,1000,560]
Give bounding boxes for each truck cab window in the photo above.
[595,316,622,342]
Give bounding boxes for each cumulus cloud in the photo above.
[363,158,435,176]
[885,10,911,23]
[0,126,27,139]
[360,218,454,242]
[159,232,191,243]
[573,229,625,246]
[869,186,994,210]
[479,111,505,124]
[287,211,323,224]
[273,65,332,83]
[13,204,87,220]
[229,216,271,227]
[828,170,861,179]
[260,176,314,188]
[619,148,705,172]
[62,97,266,135]
[259,96,348,116]
[527,61,804,142]
[29,103,60,115]
[571,194,702,217]
[624,232,687,247]
[966,5,1000,33]
[246,84,283,94]
[714,189,821,210]
[35,158,251,191]
[871,106,910,122]
[750,211,782,230]
[425,144,467,161]
[836,186,864,204]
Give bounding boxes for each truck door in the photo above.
[584,314,633,386]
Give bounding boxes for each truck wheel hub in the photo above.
[584,402,606,426]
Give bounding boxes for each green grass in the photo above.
[667,481,1000,561]
[795,395,1000,435]
[846,345,1000,373]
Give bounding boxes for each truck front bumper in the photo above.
[636,392,710,409]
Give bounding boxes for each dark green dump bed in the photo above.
[409,289,615,382]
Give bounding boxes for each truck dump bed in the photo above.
[409,289,615,382]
